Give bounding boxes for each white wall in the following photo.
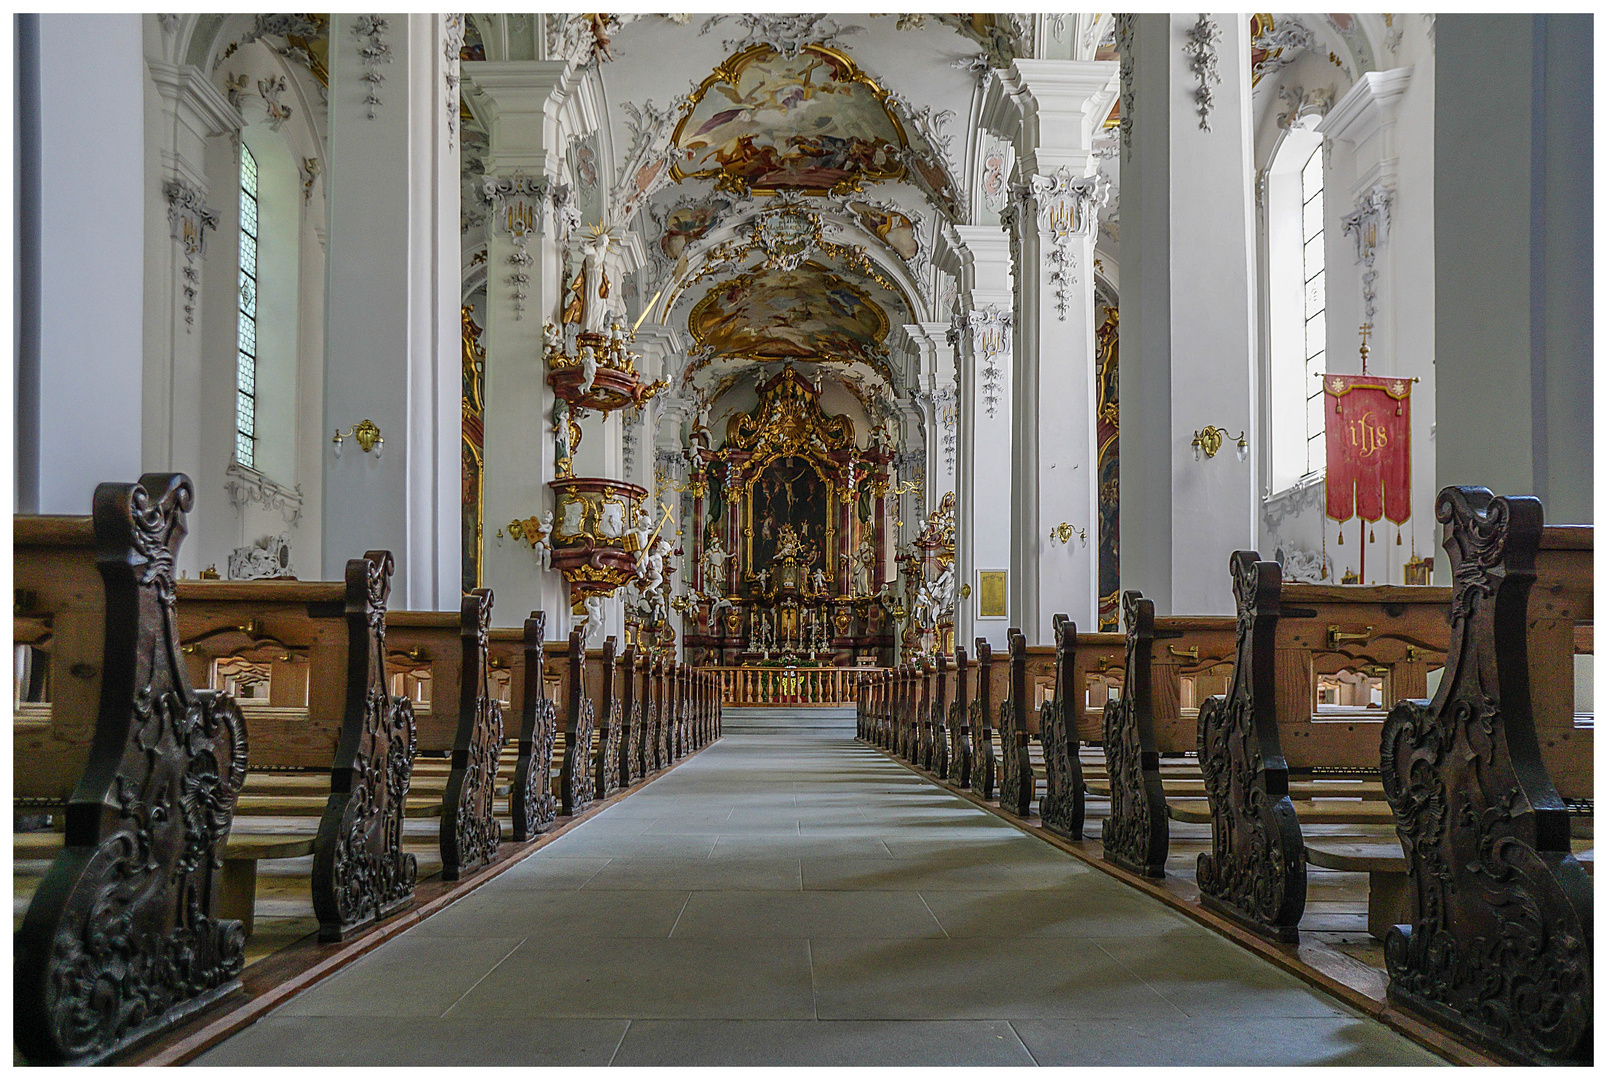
[35,15,145,513]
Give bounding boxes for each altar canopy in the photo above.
[1322,374,1412,524]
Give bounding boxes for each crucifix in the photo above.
[1357,322,1373,373]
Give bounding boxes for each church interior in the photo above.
[11,12,1595,1067]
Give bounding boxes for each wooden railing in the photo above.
[710,665,882,708]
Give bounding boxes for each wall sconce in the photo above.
[333,419,384,458]
[1049,522,1087,546]
[1192,425,1247,462]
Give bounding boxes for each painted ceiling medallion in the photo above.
[689,262,889,365]
[672,45,907,195]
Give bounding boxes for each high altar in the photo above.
[682,366,896,667]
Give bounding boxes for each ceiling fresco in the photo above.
[671,45,907,194]
[688,262,890,365]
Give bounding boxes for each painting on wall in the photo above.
[660,198,730,261]
[847,200,918,261]
[689,263,889,363]
[673,45,906,192]
[747,455,830,574]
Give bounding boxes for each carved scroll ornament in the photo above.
[560,631,597,814]
[510,612,557,841]
[968,640,998,799]
[15,475,248,1066]
[312,550,418,942]
[441,588,505,880]
[1195,552,1306,942]
[1100,591,1169,877]
[1379,488,1592,1065]
[1038,615,1085,839]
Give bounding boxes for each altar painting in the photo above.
[673,46,905,192]
[747,456,830,575]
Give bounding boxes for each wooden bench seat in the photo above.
[1167,799,1396,826]
[1191,562,1452,941]
[1305,839,1596,941]
[174,558,424,940]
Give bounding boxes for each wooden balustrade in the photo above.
[709,665,883,707]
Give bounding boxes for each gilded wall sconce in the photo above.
[1191,424,1247,461]
[1048,522,1087,546]
[333,419,384,457]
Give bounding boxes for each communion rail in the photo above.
[710,665,881,708]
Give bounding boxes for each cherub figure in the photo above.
[577,594,605,646]
[530,510,554,571]
[542,319,563,360]
[578,344,599,396]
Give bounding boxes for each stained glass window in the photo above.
[235,145,259,467]
[1300,146,1326,476]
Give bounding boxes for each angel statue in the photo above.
[810,566,828,597]
[529,510,554,571]
[578,344,599,396]
[576,594,605,647]
[629,508,654,554]
[542,319,563,361]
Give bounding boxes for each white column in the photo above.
[322,14,460,610]
[32,14,145,513]
[987,60,1118,641]
[1119,14,1258,614]
[466,58,581,629]
[906,321,957,508]
[1435,14,1593,527]
[954,227,1014,651]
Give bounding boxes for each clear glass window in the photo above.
[1300,146,1326,476]
[235,146,259,468]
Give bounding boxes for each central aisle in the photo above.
[199,727,1442,1066]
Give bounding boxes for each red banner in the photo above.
[1323,374,1412,524]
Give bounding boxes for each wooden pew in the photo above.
[15,475,250,1066]
[1099,594,1236,878]
[616,645,640,788]
[168,555,421,941]
[376,593,506,881]
[590,639,622,800]
[557,631,597,815]
[1037,616,1126,840]
[1376,487,1592,1065]
[505,613,557,842]
[1194,554,1452,942]
[968,639,998,799]
[947,647,971,789]
[925,652,944,781]
[998,629,1036,817]
[914,660,934,768]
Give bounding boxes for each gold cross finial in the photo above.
[1357,322,1373,373]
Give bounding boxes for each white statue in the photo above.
[578,344,599,396]
[810,566,827,596]
[598,500,625,539]
[705,589,733,627]
[916,564,955,630]
[577,594,605,646]
[848,538,874,595]
[629,508,654,554]
[701,535,731,589]
[530,510,554,571]
[554,398,573,466]
[542,319,563,361]
[637,535,673,593]
[607,317,629,366]
[580,227,613,334]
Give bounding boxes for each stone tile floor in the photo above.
[196,728,1446,1067]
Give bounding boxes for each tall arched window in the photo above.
[1299,146,1326,476]
[235,145,259,467]
[1266,125,1326,492]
